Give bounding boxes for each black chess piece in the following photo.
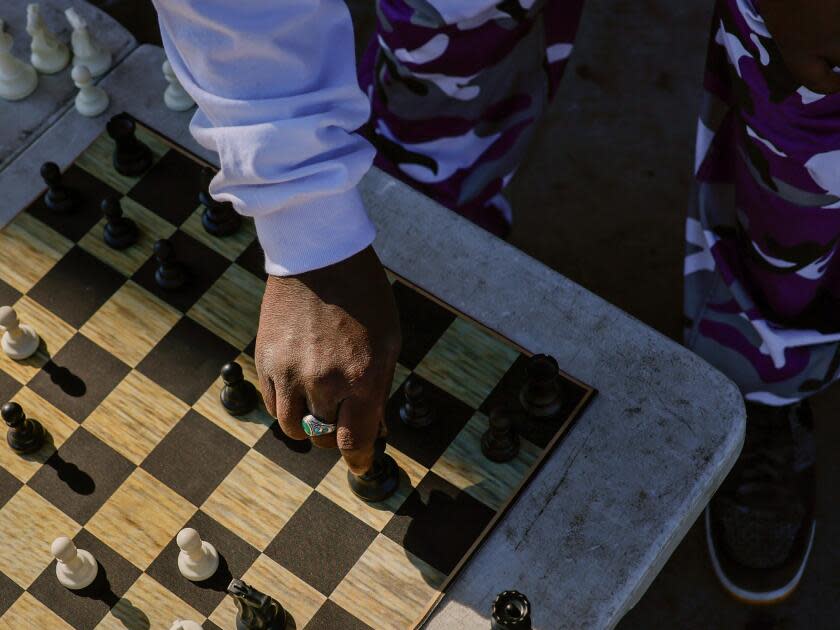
[347,436,400,502]
[40,162,75,213]
[2,402,45,455]
[220,362,257,416]
[481,406,519,463]
[399,377,433,428]
[228,578,287,630]
[200,167,241,237]
[106,114,153,177]
[519,354,563,418]
[491,591,532,630]
[101,196,138,250]
[153,238,187,289]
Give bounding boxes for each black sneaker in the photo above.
[705,400,816,604]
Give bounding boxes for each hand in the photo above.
[761,0,840,94]
[255,246,401,476]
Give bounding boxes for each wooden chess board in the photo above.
[0,117,595,630]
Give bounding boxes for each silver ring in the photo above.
[301,414,337,437]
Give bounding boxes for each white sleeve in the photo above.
[152,0,376,275]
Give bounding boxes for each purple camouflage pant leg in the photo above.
[357,0,585,236]
[686,0,840,405]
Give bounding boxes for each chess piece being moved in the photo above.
[2,402,44,455]
[400,377,433,428]
[347,436,400,502]
[27,4,69,74]
[52,536,98,590]
[200,167,240,237]
[0,305,40,360]
[0,29,38,101]
[519,354,563,418]
[40,161,75,213]
[170,621,203,630]
[162,58,194,111]
[220,362,257,416]
[65,7,111,77]
[72,64,108,117]
[177,528,219,582]
[101,196,138,249]
[154,239,187,289]
[228,578,287,630]
[107,113,152,176]
[491,591,532,630]
[481,406,519,463]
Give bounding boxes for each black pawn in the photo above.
[101,196,138,249]
[107,114,153,177]
[40,162,75,213]
[347,437,400,502]
[153,238,187,289]
[519,354,563,418]
[200,167,241,237]
[2,402,45,455]
[399,377,433,428]
[220,362,257,416]
[481,406,519,463]
[491,591,531,630]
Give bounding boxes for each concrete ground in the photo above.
[97,0,839,627]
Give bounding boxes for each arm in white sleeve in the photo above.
[152,0,376,275]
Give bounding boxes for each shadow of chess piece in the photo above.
[220,362,257,416]
[200,167,241,237]
[491,591,531,630]
[43,360,86,397]
[154,238,187,289]
[47,452,96,495]
[101,196,138,250]
[481,406,519,463]
[228,578,287,630]
[40,162,75,213]
[519,354,563,418]
[107,113,152,176]
[400,377,434,428]
[347,436,400,502]
[2,402,44,454]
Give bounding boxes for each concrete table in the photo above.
[0,44,745,629]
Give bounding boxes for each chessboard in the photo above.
[0,115,595,630]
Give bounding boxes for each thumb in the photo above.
[785,52,840,94]
[336,395,386,475]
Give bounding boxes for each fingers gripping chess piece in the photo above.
[27,4,69,74]
[2,402,45,455]
[177,528,219,581]
[0,29,38,101]
[72,64,109,117]
[101,196,138,249]
[0,305,40,360]
[347,437,400,502]
[220,362,257,416]
[40,161,75,213]
[162,58,194,111]
[170,620,203,630]
[228,578,287,630]
[491,591,532,630]
[65,7,111,77]
[52,536,98,590]
[481,406,520,463]
[519,354,563,418]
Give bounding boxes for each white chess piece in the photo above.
[27,4,69,74]
[65,7,110,77]
[72,65,108,117]
[162,59,194,111]
[177,528,219,581]
[52,537,98,590]
[170,620,203,630]
[0,30,38,101]
[0,305,39,360]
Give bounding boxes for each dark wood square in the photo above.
[0,369,22,405]
[264,493,376,596]
[136,317,238,405]
[0,570,22,619]
[385,374,474,468]
[141,410,248,505]
[0,278,21,309]
[28,427,134,524]
[235,240,267,280]
[27,246,125,329]
[0,467,21,511]
[132,230,231,313]
[146,509,259,617]
[203,621,224,630]
[29,528,141,629]
[27,165,119,242]
[392,281,456,369]
[254,422,341,488]
[306,600,372,630]
[382,472,495,575]
[28,334,130,422]
[127,149,205,226]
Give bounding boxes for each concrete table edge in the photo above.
[0,44,746,630]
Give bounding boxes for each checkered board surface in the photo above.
[0,118,595,630]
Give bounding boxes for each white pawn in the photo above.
[27,4,69,74]
[162,59,194,111]
[0,305,39,360]
[52,537,98,590]
[177,528,218,582]
[65,8,110,77]
[72,65,108,117]
[170,620,203,630]
[0,29,38,101]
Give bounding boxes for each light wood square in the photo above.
[331,534,445,630]
[84,371,189,466]
[78,197,177,277]
[187,265,264,349]
[209,553,325,630]
[0,592,74,630]
[81,281,181,368]
[76,129,170,194]
[415,318,519,408]
[316,447,426,532]
[0,486,81,587]
[201,449,312,551]
[181,207,258,261]
[0,387,78,483]
[97,573,204,630]
[391,362,412,397]
[87,468,196,571]
[432,413,541,511]
[192,353,273,447]
[0,213,72,293]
